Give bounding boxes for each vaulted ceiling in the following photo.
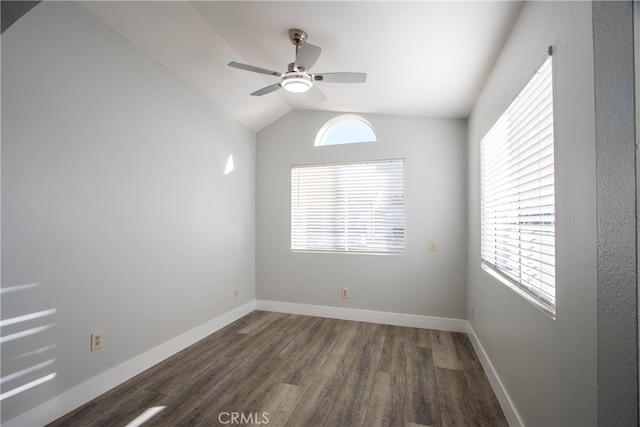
[80,1,523,131]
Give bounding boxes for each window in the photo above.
[314,114,377,146]
[480,54,555,314]
[291,159,404,254]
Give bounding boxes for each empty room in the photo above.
[1,1,637,426]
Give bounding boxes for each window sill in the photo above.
[291,249,405,256]
[481,263,556,319]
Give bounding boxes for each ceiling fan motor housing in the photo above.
[288,28,308,46]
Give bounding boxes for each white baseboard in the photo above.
[466,323,524,427]
[255,299,468,332]
[3,301,255,427]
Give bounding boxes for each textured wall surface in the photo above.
[636,1,640,411]
[593,1,638,424]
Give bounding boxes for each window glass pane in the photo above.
[321,119,376,145]
[480,55,556,314]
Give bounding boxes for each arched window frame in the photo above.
[314,114,377,147]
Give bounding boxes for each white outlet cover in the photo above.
[91,331,103,351]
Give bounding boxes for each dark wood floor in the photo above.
[48,311,507,427]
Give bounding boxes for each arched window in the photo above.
[314,114,377,146]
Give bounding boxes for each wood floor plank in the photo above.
[405,346,441,427]
[431,330,463,370]
[277,317,325,358]
[304,323,376,426]
[248,383,303,427]
[210,310,267,335]
[435,367,469,426]
[322,382,374,427]
[462,369,508,427]
[47,311,508,427]
[146,393,212,426]
[237,311,285,335]
[363,371,406,427]
[451,332,483,372]
[416,327,432,349]
[270,312,316,337]
[435,366,507,427]
[320,322,385,427]
[281,319,340,387]
[199,356,294,425]
[328,319,361,357]
[343,322,386,388]
[378,325,410,376]
[221,313,291,362]
[284,353,355,426]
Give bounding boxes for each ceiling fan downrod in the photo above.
[289,28,308,70]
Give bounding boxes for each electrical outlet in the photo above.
[341,288,349,299]
[233,288,239,299]
[91,331,103,352]
[470,304,475,320]
[429,240,438,251]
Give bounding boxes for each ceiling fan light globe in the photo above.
[281,74,313,93]
[283,80,312,93]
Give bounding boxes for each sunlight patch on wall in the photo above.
[0,283,57,412]
[0,309,57,328]
[0,373,56,401]
[224,154,235,175]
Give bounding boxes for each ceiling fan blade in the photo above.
[306,85,327,102]
[228,61,282,77]
[313,72,367,83]
[294,43,322,71]
[250,83,282,96]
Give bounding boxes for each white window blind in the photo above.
[480,55,556,313]
[291,159,405,254]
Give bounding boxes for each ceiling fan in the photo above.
[228,28,367,99]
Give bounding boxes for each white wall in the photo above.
[467,2,598,425]
[1,2,255,422]
[256,111,467,319]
